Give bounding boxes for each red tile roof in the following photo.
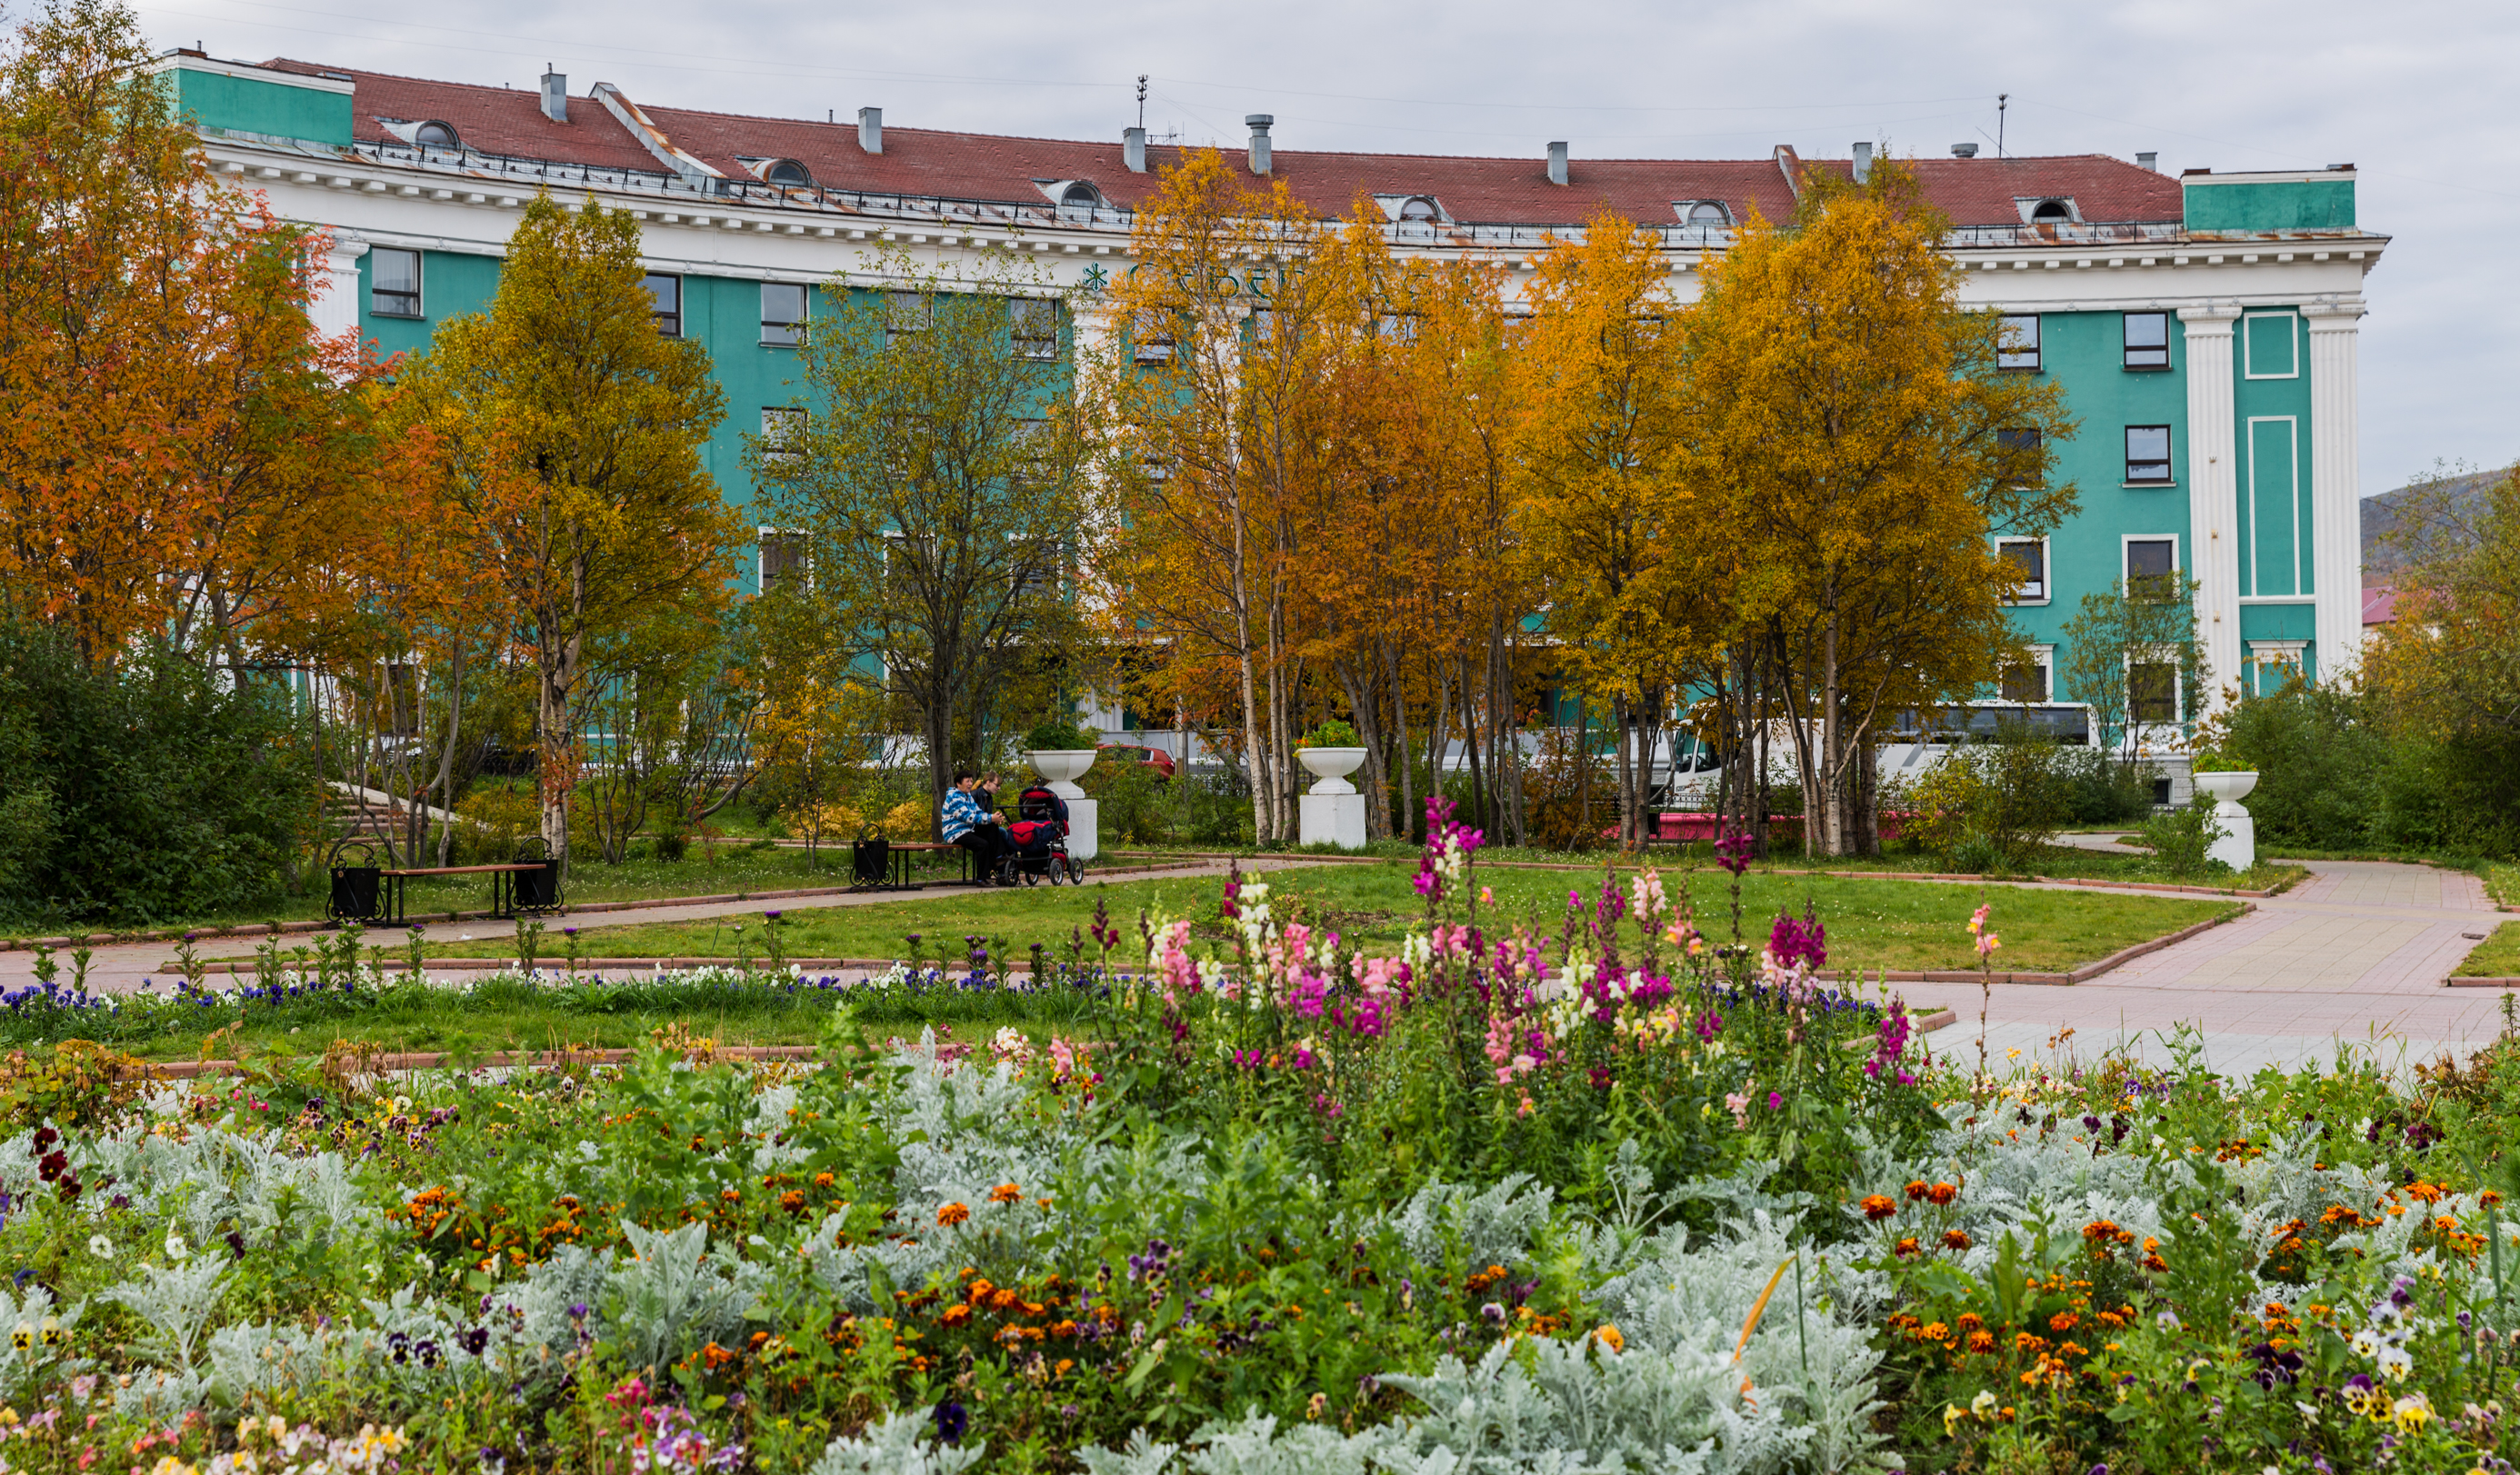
[2363,585,2398,624]
[261,57,2183,229]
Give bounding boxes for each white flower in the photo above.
[165,1231,189,1261]
[87,1234,112,1259]
[2349,1329,2380,1358]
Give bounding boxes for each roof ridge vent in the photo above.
[1246,115,1273,175]
[589,82,725,188]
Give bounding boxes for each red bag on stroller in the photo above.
[1005,819,1058,856]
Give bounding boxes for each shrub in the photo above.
[2056,747,2156,824]
[1908,722,2070,871]
[1295,718,1359,749]
[0,1040,157,1130]
[1022,719,1097,752]
[0,620,321,925]
[2138,794,2225,877]
[2209,677,2385,850]
[1521,731,1613,852]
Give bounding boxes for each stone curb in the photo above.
[2446,976,2520,990]
[164,956,904,976]
[149,1044,825,1081]
[1105,851,2285,900]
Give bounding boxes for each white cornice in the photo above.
[153,53,354,95]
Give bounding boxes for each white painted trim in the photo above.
[1994,533,2051,604]
[2243,414,2302,598]
[2242,310,2300,379]
[2237,596,2316,605]
[2121,531,2182,583]
[2184,169,2355,187]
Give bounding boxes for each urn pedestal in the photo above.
[1025,749,1099,861]
[2195,770,2258,873]
[1295,747,1369,851]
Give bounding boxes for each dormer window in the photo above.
[767,159,810,186]
[1674,200,1732,227]
[1397,197,1438,222]
[414,120,459,148]
[1037,180,1105,220]
[2017,196,2081,224]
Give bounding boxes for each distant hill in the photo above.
[2363,464,2510,582]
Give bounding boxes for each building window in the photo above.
[765,158,811,186]
[1996,427,2042,487]
[370,247,421,318]
[2127,663,2177,723]
[1674,200,1731,226]
[644,274,681,337]
[1055,182,1103,221]
[885,291,928,347]
[2125,537,2177,599]
[758,530,805,592]
[2028,197,2074,223]
[761,283,806,346]
[2000,659,2050,703]
[1997,314,2040,371]
[1997,538,2046,602]
[1132,313,1175,364]
[759,407,805,468]
[2125,425,2174,484]
[413,120,459,148]
[2124,311,2170,370]
[1011,298,1058,360]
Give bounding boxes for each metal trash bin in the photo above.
[852,831,891,888]
[325,839,383,923]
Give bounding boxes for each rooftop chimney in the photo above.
[1245,114,1273,175]
[2136,151,2157,172]
[1951,142,1979,159]
[1124,125,1146,173]
[1547,141,1568,186]
[858,106,883,154]
[540,67,567,125]
[1852,142,1873,183]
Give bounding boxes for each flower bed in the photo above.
[0,801,2509,1471]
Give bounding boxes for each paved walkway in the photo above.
[1945,860,2509,1077]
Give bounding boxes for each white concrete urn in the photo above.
[1296,746,1369,850]
[2195,769,2258,872]
[1295,746,1368,792]
[1024,749,1099,861]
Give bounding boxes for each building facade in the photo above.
[157,49,2385,743]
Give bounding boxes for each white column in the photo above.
[2179,305,2244,713]
[2303,300,2366,678]
[309,237,369,344]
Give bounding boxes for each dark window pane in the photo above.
[1012,298,1057,359]
[371,247,421,318]
[2128,663,2176,723]
[2124,312,2169,369]
[2000,540,2045,598]
[759,533,804,590]
[644,274,681,336]
[2125,539,2175,598]
[2125,425,2174,483]
[2001,663,2049,703]
[1997,314,2040,371]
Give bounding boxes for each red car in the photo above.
[1097,742,1177,780]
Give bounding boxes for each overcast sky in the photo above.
[130,0,2520,496]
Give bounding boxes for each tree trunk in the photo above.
[1385,643,1415,842]
[1424,663,1450,836]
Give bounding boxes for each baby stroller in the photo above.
[998,782,1084,886]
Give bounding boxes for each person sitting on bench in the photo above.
[941,770,1013,884]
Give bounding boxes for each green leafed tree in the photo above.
[751,248,1092,832]
[399,194,735,871]
[2057,573,2210,762]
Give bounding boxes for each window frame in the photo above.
[643,273,683,338]
[1996,314,2041,372]
[1010,297,1059,360]
[1995,535,2049,605]
[2124,424,2175,485]
[885,290,930,348]
[1999,644,2055,704]
[2123,534,2180,600]
[759,282,807,347]
[369,246,423,319]
[756,526,806,593]
[758,406,806,469]
[2125,658,2181,727]
[1995,427,2043,488]
[2122,311,2171,370]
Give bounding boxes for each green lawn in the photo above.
[2455,921,2520,979]
[410,862,2229,976]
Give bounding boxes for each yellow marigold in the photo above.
[1593,1324,1625,1354]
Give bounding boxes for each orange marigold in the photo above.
[2049,1311,2079,1333]
[1920,1321,1952,1342]
[1955,1313,1985,1332]
[1904,1181,1930,1201]
[937,1202,971,1227]
[1943,1230,1973,1251]
[1927,1182,1959,1205]
[989,1183,1024,1203]
[1895,1238,1923,1259]
[1594,1324,1625,1353]
[1967,1330,1997,1354]
[1861,1194,1899,1221]
[940,1305,972,1328]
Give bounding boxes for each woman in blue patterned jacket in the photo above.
[941,770,1013,884]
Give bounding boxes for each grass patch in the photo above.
[2455,921,2520,979]
[411,862,2228,976]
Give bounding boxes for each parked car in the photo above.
[1098,742,1177,781]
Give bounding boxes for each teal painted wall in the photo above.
[1995,309,2190,676]
[2183,178,2355,233]
[166,67,351,146]
[357,249,499,360]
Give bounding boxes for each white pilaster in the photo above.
[2303,300,2366,678]
[2179,305,2244,713]
[310,238,369,344]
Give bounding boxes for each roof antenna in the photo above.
[1136,75,1147,132]
[1997,93,2008,158]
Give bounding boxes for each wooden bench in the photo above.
[861,841,975,892]
[327,840,561,925]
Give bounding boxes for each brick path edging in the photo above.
[2447,977,2520,990]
